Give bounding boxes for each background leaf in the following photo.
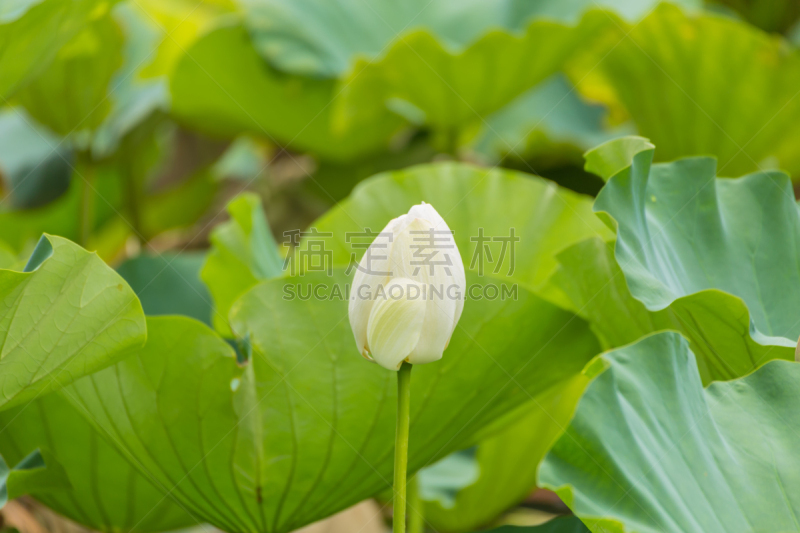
[15,10,123,138]
[238,0,700,78]
[201,193,283,335]
[572,5,800,176]
[0,0,109,99]
[472,75,630,168]
[334,12,609,142]
[117,251,212,325]
[169,23,402,161]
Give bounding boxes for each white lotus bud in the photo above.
[349,202,466,371]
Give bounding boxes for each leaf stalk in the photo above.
[394,362,412,533]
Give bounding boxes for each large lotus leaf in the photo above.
[0,0,108,99]
[487,517,589,533]
[334,12,610,138]
[572,4,800,176]
[201,193,283,335]
[422,375,589,532]
[169,23,402,161]
[308,162,613,305]
[15,11,123,137]
[239,0,700,77]
[0,392,195,531]
[539,331,800,533]
[63,269,599,533]
[117,252,212,325]
[549,236,800,384]
[588,137,800,380]
[471,75,629,167]
[0,234,145,410]
[549,238,665,350]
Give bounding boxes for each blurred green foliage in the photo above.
[2,1,800,532]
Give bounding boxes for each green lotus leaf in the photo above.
[239,0,700,78]
[308,161,613,307]
[586,137,800,381]
[549,236,796,384]
[15,10,123,137]
[63,264,599,533]
[0,392,195,531]
[0,234,146,410]
[169,23,402,161]
[539,331,800,533]
[117,252,212,326]
[0,0,108,99]
[422,375,589,532]
[472,75,630,168]
[201,193,283,335]
[486,516,589,533]
[334,11,610,141]
[0,449,70,508]
[583,136,654,182]
[572,4,800,176]
[549,237,665,350]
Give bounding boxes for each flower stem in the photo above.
[394,362,412,533]
[408,474,424,533]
